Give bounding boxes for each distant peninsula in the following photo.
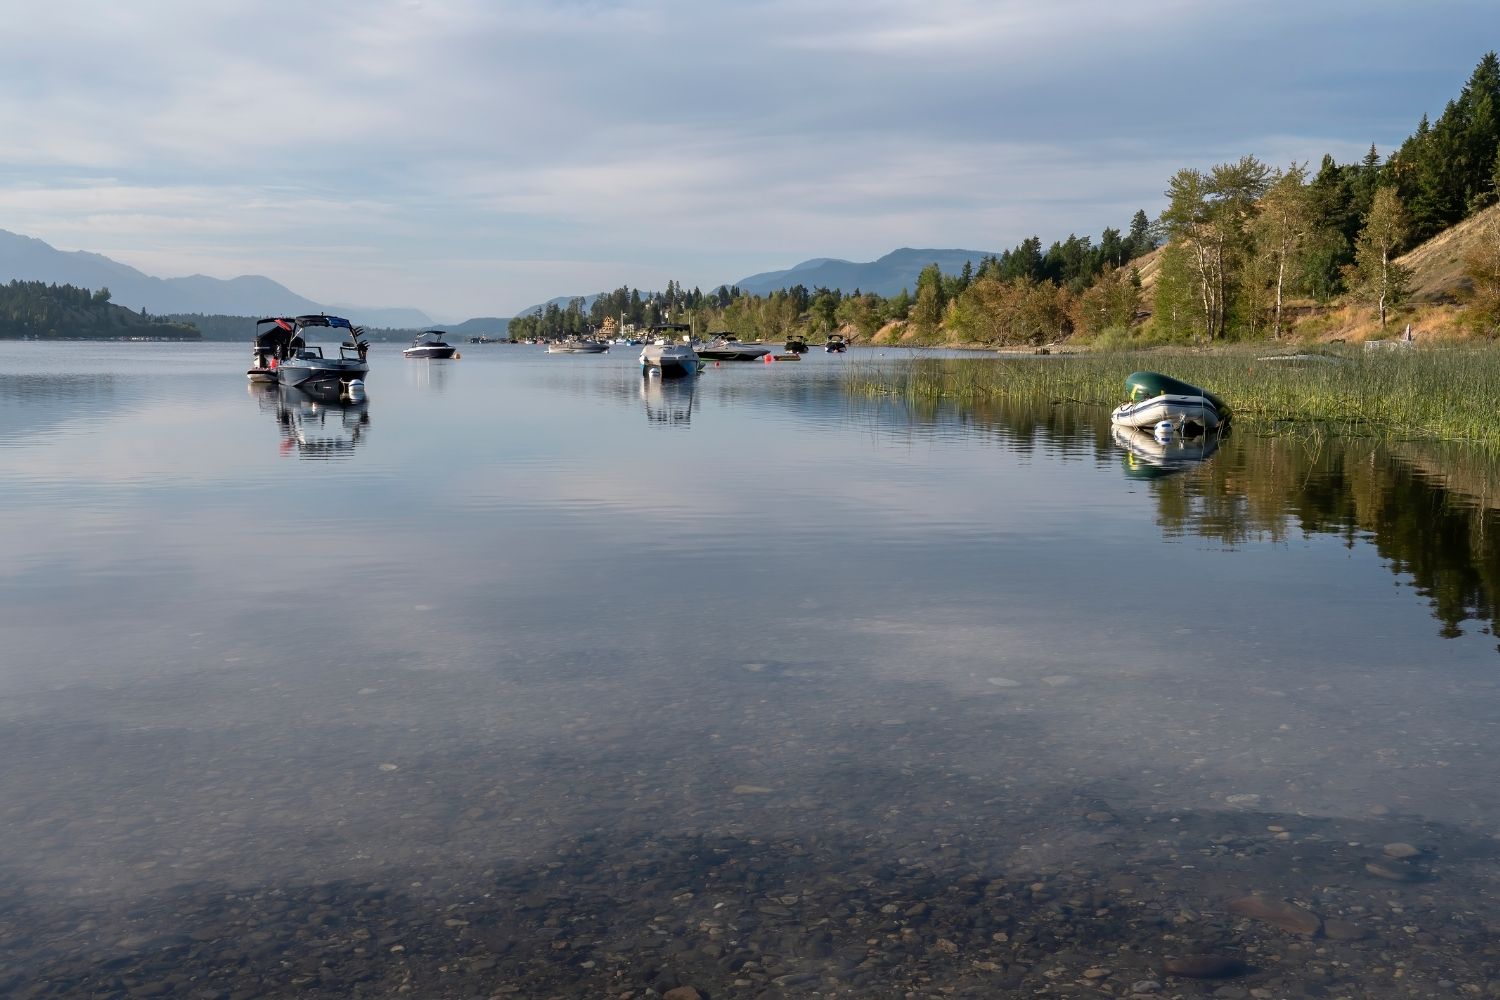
[0,280,199,340]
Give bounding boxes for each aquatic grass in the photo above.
[847,346,1500,449]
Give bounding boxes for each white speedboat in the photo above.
[275,315,370,390]
[697,333,771,361]
[403,330,458,359]
[640,323,701,378]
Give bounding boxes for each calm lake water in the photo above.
[2,341,1499,998]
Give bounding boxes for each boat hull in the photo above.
[403,346,457,359]
[275,359,369,388]
[698,348,770,361]
[1110,394,1222,431]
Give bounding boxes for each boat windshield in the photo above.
[412,331,447,345]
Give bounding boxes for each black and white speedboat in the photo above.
[697,332,771,361]
[403,330,458,359]
[824,333,848,353]
[275,315,370,392]
[247,317,298,381]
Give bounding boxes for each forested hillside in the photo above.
[512,53,1500,348]
[0,281,199,340]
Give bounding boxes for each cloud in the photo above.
[0,1,1493,316]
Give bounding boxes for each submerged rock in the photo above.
[1160,955,1247,979]
[1226,895,1322,936]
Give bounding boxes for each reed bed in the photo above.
[847,346,1500,447]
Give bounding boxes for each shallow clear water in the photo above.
[2,341,1498,997]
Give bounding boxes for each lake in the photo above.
[2,340,1498,998]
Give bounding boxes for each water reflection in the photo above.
[872,390,1500,646]
[404,355,454,393]
[640,376,695,428]
[1112,424,1223,479]
[259,382,371,460]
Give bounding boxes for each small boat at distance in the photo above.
[784,334,808,354]
[698,332,771,361]
[825,333,848,353]
[1109,371,1229,433]
[547,336,609,354]
[403,330,458,359]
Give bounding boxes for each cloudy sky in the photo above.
[1,1,1493,320]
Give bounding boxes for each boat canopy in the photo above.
[294,314,367,345]
[253,317,300,355]
[411,330,449,345]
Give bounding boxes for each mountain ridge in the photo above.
[0,229,433,328]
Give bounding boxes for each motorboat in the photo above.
[547,336,609,354]
[639,323,701,378]
[1112,424,1222,480]
[697,332,771,361]
[275,315,370,391]
[825,333,848,353]
[247,316,298,381]
[1109,371,1229,433]
[784,334,809,354]
[403,330,458,359]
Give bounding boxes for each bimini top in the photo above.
[411,330,450,345]
[294,314,359,333]
[294,314,367,348]
[253,316,298,350]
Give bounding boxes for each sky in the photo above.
[0,1,1495,321]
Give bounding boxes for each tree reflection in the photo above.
[876,389,1500,647]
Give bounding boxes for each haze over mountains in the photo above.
[0,230,434,328]
[515,247,997,316]
[1,228,995,329]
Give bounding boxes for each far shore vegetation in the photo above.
[0,281,198,340]
[512,53,1500,356]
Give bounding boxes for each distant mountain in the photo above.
[516,293,602,318]
[445,317,514,337]
[734,248,999,297]
[0,229,432,328]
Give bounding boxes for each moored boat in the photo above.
[403,330,458,359]
[640,323,701,378]
[547,337,609,354]
[784,334,808,354]
[1109,371,1228,432]
[825,333,848,353]
[247,316,298,381]
[275,315,370,391]
[698,333,771,361]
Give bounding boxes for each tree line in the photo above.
[0,281,199,340]
[510,53,1500,346]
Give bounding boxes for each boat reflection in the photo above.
[263,381,370,459]
[1112,424,1223,480]
[641,376,695,428]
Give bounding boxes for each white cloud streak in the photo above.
[0,0,1492,316]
